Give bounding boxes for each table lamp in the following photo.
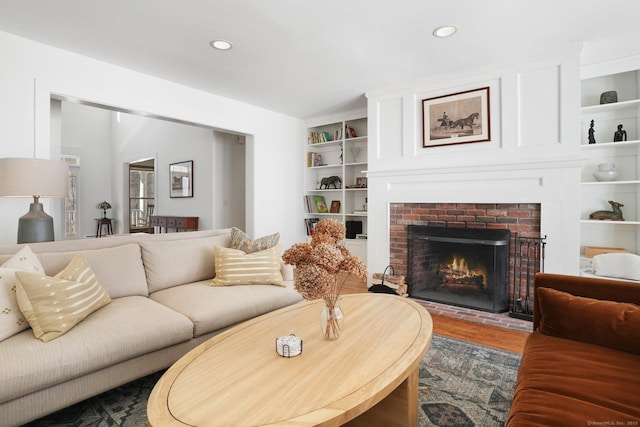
[0,158,68,243]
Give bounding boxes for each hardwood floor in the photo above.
[341,276,528,354]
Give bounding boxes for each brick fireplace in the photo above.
[389,202,541,311]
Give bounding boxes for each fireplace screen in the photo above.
[407,226,510,313]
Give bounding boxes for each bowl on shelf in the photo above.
[597,163,616,171]
[593,170,618,181]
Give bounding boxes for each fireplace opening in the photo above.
[407,225,510,313]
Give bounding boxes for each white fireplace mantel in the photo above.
[364,49,583,278]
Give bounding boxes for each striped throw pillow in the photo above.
[15,254,111,342]
[211,244,286,287]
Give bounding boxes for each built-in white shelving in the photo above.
[580,70,640,256]
[305,114,368,262]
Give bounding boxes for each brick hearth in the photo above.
[389,202,542,310]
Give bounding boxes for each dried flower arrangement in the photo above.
[282,219,368,339]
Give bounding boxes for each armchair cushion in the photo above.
[537,287,640,354]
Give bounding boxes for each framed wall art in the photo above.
[422,87,490,148]
[169,160,193,198]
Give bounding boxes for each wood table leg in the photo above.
[344,367,419,427]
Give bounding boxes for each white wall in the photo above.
[366,49,583,276]
[110,110,215,231]
[0,30,305,248]
[212,131,246,230]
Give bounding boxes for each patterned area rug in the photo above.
[419,335,521,426]
[25,335,520,427]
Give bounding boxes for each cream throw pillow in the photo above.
[211,245,286,287]
[15,254,112,342]
[0,246,45,341]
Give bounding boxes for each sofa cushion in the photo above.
[36,244,149,298]
[211,245,286,287]
[230,227,280,253]
[537,287,640,354]
[141,234,230,293]
[150,279,302,337]
[508,332,640,426]
[0,296,193,404]
[0,246,46,342]
[15,254,112,342]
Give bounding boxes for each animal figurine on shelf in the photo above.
[319,175,342,189]
[589,200,624,221]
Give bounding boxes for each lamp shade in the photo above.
[0,157,68,198]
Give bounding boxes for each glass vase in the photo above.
[320,299,344,340]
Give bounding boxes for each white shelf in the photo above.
[308,164,342,169]
[305,115,368,256]
[307,140,340,148]
[581,140,640,149]
[579,69,640,256]
[581,98,640,114]
[581,219,640,225]
[581,180,640,186]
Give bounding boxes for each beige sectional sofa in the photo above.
[0,229,302,427]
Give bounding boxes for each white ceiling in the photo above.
[0,0,638,119]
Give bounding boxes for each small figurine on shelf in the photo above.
[613,124,627,142]
[588,120,596,144]
[319,176,342,189]
[589,200,624,221]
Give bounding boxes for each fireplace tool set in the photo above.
[510,234,547,321]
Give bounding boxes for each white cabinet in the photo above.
[580,70,640,256]
[305,115,368,261]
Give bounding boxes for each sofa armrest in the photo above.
[280,262,294,282]
[533,272,640,331]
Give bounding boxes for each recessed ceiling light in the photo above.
[432,25,457,38]
[210,40,233,50]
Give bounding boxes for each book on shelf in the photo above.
[308,131,332,144]
[304,218,320,236]
[306,152,323,167]
[353,210,368,215]
[304,195,328,213]
[313,195,328,213]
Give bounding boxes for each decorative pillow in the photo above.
[15,254,112,342]
[0,246,45,341]
[211,245,286,287]
[592,253,640,281]
[2,245,45,274]
[537,287,640,354]
[230,227,280,254]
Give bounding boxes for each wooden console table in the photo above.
[149,216,198,233]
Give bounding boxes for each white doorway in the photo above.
[128,158,155,234]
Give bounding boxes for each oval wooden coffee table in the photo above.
[147,293,432,426]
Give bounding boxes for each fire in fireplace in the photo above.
[407,225,510,313]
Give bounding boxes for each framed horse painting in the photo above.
[422,87,490,148]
